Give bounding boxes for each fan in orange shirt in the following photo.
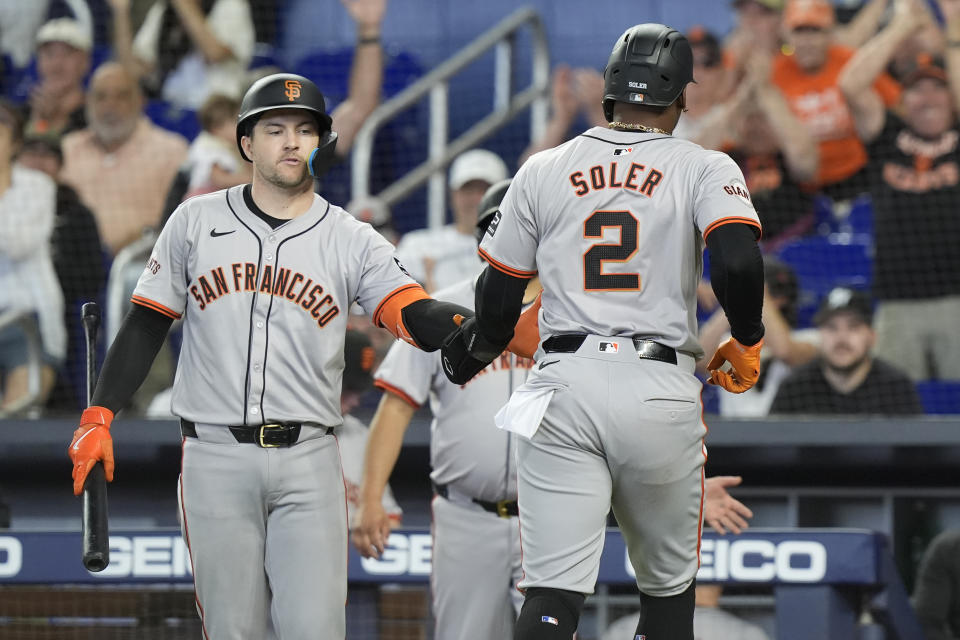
[771,0,901,197]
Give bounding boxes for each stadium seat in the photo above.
[814,193,874,237]
[776,234,873,327]
[915,381,960,415]
[144,101,200,141]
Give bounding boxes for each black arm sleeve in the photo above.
[90,305,174,412]
[705,223,765,346]
[474,265,530,347]
[401,298,474,352]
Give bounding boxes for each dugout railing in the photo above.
[350,6,550,229]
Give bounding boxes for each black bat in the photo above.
[81,302,109,572]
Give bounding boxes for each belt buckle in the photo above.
[496,499,511,518]
[258,423,284,448]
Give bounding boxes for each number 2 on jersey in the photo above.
[583,210,641,291]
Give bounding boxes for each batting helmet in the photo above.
[475,179,511,244]
[235,73,338,177]
[602,23,695,122]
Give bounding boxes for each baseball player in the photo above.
[66,73,484,640]
[354,180,534,640]
[441,24,765,640]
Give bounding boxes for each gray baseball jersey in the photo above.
[374,276,531,639]
[479,128,760,599]
[133,185,416,425]
[479,127,760,360]
[136,185,419,639]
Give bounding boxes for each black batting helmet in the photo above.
[236,73,338,176]
[602,23,695,122]
[475,179,511,244]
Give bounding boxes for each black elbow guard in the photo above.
[400,299,473,352]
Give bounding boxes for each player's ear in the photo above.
[241,132,254,160]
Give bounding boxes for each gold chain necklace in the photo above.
[608,122,671,135]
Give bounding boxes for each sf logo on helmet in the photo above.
[285,79,302,102]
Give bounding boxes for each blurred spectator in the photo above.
[770,287,923,415]
[17,135,105,411]
[912,528,960,640]
[394,148,507,292]
[771,0,901,200]
[60,62,188,255]
[347,195,397,245]
[674,27,729,141]
[26,18,92,140]
[601,583,770,640]
[724,0,785,87]
[183,93,250,199]
[839,0,960,380]
[337,329,403,530]
[0,99,65,409]
[109,0,255,109]
[519,64,606,163]
[0,1,54,70]
[700,258,819,417]
[695,48,818,243]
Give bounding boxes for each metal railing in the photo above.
[0,310,44,417]
[105,230,157,346]
[351,6,550,229]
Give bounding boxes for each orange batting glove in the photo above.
[69,406,115,496]
[706,337,763,394]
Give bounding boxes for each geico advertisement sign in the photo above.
[98,536,193,578]
[0,536,191,579]
[623,538,827,583]
[0,537,22,577]
[359,533,432,575]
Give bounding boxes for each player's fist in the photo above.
[706,337,763,394]
[352,499,392,559]
[69,406,115,496]
[440,317,505,385]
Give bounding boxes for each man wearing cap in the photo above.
[838,0,960,381]
[394,148,508,292]
[770,0,901,199]
[27,19,92,139]
[770,287,921,414]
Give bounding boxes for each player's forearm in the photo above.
[474,265,529,347]
[90,305,173,413]
[360,393,415,503]
[706,224,764,346]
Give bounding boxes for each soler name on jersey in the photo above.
[188,262,339,327]
[568,160,665,197]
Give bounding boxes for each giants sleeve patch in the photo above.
[722,178,752,205]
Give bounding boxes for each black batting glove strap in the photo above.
[440,318,511,385]
[401,299,474,352]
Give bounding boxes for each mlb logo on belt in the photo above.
[598,341,619,353]
[541,616,558,625]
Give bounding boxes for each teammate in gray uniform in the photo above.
[354,180,534,640]
[67,73,482,640]
[441,24,765,640]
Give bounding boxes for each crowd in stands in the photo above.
[0,0,958,418]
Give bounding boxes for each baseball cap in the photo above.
[448,149,508,190]
[343,329,376,393]
[813,287,873,326]
[901,54,948,88]
[687,26,722,68]
[783,0,835,30]
[20,135,63,163]
[36,18,92,53]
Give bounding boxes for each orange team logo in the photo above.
[284,79,302,102]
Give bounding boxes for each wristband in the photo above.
[357,35,381,45]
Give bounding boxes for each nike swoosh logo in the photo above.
[538,359,559,370]
[210,229,236,237]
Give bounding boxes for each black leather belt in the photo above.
[433,481,519,518]
[541,334,677,365]
[180,419,332,447]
